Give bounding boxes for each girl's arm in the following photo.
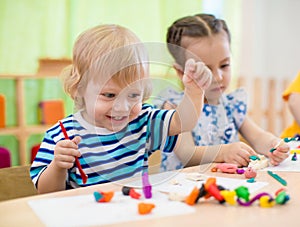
[239,117,289,165]
[174,132,257,167]
[288,93,300,125]
[169,59,212,136]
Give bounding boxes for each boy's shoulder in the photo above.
[45,114,75,136]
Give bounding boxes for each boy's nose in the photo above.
[113,99,130,112]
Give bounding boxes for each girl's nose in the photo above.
[213,69,223,82]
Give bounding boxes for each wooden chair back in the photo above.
[0,165,37,201]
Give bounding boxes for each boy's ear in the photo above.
[173,63,184,79]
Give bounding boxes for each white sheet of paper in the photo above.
[144,172,268,195]
[28,191,194,227]
[28,172,268,227]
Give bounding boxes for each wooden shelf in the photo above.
[0,125,52,136]
[0,58,71,165]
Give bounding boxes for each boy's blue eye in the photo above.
[128,93,141,99]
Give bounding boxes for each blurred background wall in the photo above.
[0,0,299,165]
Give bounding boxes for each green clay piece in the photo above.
[283,137,296,142]
[246,178,256,183]
[235,186,250,202]
[249,155,260,161]
[269,148,276,153]
[275,191,287,204]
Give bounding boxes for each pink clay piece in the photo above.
[244,167,257,179]
[215,163,238,174]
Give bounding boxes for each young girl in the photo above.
[281,72,300,138]
[154,13,289,170]
[30,24,212,193]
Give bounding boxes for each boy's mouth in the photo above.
[108,115,128,122]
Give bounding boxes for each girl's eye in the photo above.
[221,63,230,69]
[101,93,115,98]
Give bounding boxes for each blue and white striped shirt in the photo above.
[30,104,177,189]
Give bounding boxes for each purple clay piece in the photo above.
[142,172,152,199]
[236,168,245,174]
[237,192,272,206]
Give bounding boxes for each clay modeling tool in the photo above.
[267,170,287,186]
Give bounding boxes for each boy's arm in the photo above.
[169,59,212,136]
[37,162,68,193]
[173,132,225,167]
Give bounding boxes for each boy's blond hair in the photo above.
[62,24,151,110]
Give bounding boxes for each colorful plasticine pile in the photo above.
[184,177,290,207]
[93,186,155,215]
[93,176,290,216]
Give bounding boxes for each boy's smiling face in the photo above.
[82,78,143,132]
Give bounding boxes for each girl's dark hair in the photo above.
[166,13,231,68]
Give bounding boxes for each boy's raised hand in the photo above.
[182,58,212,90]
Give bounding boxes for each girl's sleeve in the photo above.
[151,87,182,108]
[229,88,248,129]
[282,72,300,101]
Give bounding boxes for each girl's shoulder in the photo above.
[151,87,183,108]
[224,88,247,103]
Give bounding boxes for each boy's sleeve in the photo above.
[147,108,178,152]
[30,130,56,187]
[282,72,300,101]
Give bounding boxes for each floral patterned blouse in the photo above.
[152,87,248,171]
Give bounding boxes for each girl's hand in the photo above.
[53,136,81,170]
[182,58,212,90]
[267,140,289,165]
[220,142,258,167]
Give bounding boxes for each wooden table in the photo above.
[1,165,299,227]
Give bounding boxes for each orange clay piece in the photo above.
[203,177,217,199]
[275,188,286,196]
[211,167,218,172]
[138,202,155,215]
[98,191,114,202]
[204,177,216,190]
[185,186,199,205]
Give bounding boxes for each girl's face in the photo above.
[182,31,231,105]
[82,78,143,132]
